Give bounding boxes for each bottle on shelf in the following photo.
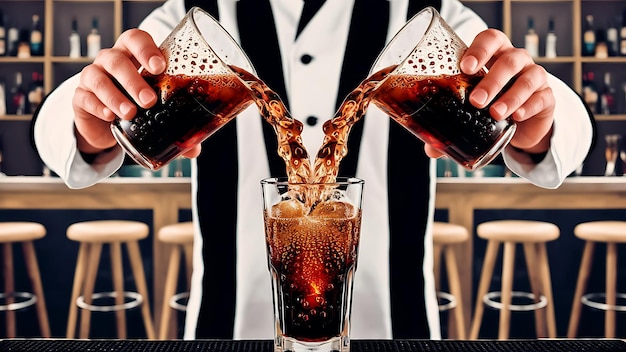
[0,78,6,116]
[87,17,101,59]
[594,29,608,59]
[606,18,619,57]
[10,72,27,115]
[582,72,598,114]
[6,20,18,57]
[621,9,626,56]
[30,14,43,56]
[0,9,6,56]
[524,16,539,58]
[17,29,30,58]
[598,72,615,115]
[69,17,81,58]
[582,15,596,56]
[545,17,557,58]
[27,71,43,113]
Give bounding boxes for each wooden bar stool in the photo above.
[66,220,156,339]
[470,220,559,340]
[157,221,194,339]
[0,222,50,338]
[432,222,468,339]
[567,220,626,338]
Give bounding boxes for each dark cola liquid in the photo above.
[265,201,361,341]
[372,72,514,169]
[113,71,253,169]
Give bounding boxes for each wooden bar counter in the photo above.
[1,176,624,336]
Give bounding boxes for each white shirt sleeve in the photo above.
[33,0,187,189]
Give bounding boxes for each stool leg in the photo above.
[499,242,516,340]
[433,244,443,295]
[606,242,617,338]
[126,241,156,339]
[184,243,193,289]
[67,243,88,338]
[444,245,466,339]
[3,243,16,338]
[159,244,181,339]
[523,243,547,338]
[80,243,103,339]
[567,241,595,338]
[110,242,127,339]
[536,243,556,338]
[470,240,500,339]
[22,241,51,338]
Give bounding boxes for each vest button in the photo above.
[306,116,318,126]
[300,54,313,64]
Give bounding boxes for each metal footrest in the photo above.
[436,291,457,312]
[483,291,547,311]
[76,291,143,312]
[169,291,189,312]
[581,292,626,312]
[0,292,38,311]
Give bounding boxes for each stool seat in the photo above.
[477,220,559,243]
[432,222,469,244]
[574,221,626,243]
[0,222,46,242]
[158,222,194,244]
[67,220,149,242]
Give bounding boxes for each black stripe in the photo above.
[335,0,389,178]
[237,0,289,178]
[295,0,326,39]
[387,1,441,339]
[188,0,239,339]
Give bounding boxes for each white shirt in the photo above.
[34,0,593,341]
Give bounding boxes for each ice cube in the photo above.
[270,199,306,218]
[309,201,355,218]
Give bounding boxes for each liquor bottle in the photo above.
[545,17,557,58]
[27,71,44,113]
[621,9,626,56]
[10,72,26,115]
[594,29,608,59]
[69,18,81,58]
[6,20,18,56]
[598,72,615,115]
[524,17,539,58]
[30,14,43,56]
[87,17,101,59]
[582,15,595,56]
[17,29,30,58]
[0,9,6,56]
[0,78,6,116]
[582,72,598,114]
[606,18,619,56]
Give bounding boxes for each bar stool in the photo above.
[567,220,626,338]
[157,221,194,339]
[432,221,468,339]
[0,222,50,338]
[470,220,559,340]
[66,220,156,339]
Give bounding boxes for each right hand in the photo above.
[72,28,202,158]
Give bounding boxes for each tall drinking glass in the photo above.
[369,7,517,170]
[261,178,364,352]
[111,7,256,171]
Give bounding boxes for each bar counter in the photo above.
[1,176,625,334]
[1,338,625,351]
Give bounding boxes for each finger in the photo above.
[113,29,166,75]
[424,144,445,159]
[79,63,138,119]
[460,29,513,75]
[72,86,117,122]
[511,87,555,123]
[182,145,202,159]
[488,64,549,120]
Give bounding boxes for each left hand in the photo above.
[424,28,554,159]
